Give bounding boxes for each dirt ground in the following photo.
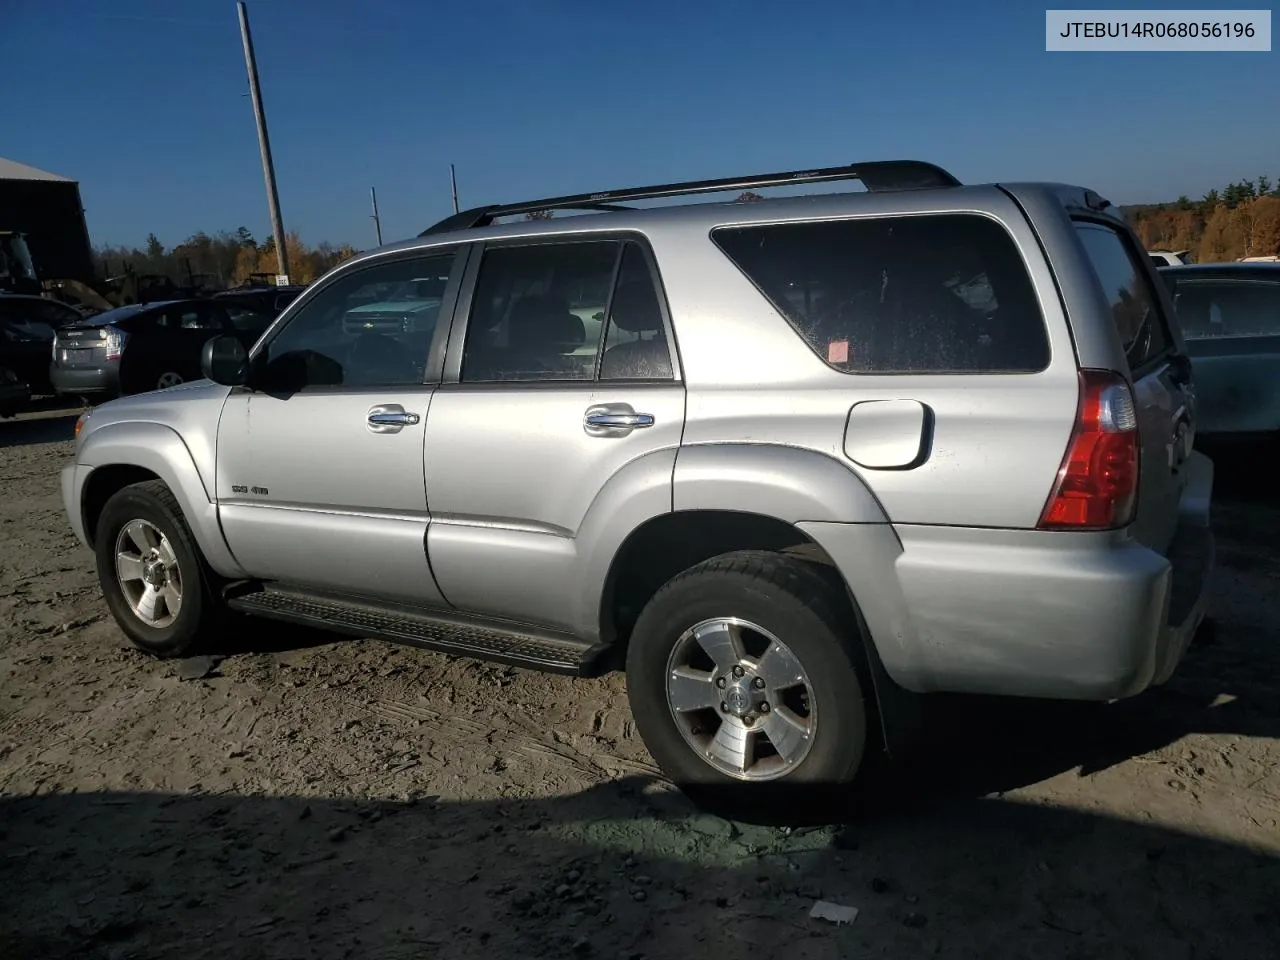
[1,404,1278,960]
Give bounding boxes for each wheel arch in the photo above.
[596,508,922,760]
[77,422,247,578]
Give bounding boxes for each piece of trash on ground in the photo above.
[809,900,859,925]
[177,655,223,681]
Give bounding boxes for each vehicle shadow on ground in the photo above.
[1,781,1276,960]
[0,413,79,449]
[216,616,351,658]
[1200,438,1276,504]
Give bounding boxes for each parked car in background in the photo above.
[59,160,1214,803]
[49,298,276,400]
[1160,261,1280,439]
[0,293,83,397]
[1149,249,1194,267]
[340,272,448,336]
[213,285,307,317]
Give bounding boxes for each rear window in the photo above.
[1074,221,1173,371]
[712,213,1050,374]
[1169,279,1280,338]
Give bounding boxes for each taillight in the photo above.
[104,325,129,361]
[1037,369,1139,531]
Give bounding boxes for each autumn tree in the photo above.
[95,228,359,290]
[735,191,764,202]
[525,209,555,220]
[1127,173,1280,262]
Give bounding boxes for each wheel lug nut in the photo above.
[720,702,728,713]
[743,714,755,726]
[715,677,727,689]
[732,665,745,679]
[759,702,770,713]
[752,677,765,689]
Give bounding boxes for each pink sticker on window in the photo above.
[828,340,849,364]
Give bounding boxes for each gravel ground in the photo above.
[1,405,1278,960]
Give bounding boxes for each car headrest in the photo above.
[509,295,585,349]
[609,280,663,333]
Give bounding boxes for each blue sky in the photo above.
[5,0,1277,249]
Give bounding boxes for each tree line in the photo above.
[1125,175,1280,261]
[92,228,359,290]
[99,176,1278,292]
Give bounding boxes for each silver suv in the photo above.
[60,161,1214,797]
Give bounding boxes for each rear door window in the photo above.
[1074,221,1174,371]
[712,213,1050,374]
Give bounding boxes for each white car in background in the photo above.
[1148,249,1194,267]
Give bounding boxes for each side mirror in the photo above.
[201,335,250,387]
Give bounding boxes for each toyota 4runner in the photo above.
[60,161,1214,796]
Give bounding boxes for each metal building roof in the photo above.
[0,157,74,183]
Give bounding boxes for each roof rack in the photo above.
[419,160,961,236]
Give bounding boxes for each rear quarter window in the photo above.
[1074,221,1174,371]
[711,213,1051,374]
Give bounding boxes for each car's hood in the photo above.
[346,298,441,315]
[77,378,231,445]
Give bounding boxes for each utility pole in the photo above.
[369,187,383,246]
[450,163,459,214]
[237,1,289,282]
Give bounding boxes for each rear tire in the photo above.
[94,480,223,658]
[625,550,868,807]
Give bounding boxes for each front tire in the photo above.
[94,480,221,658]
[625,550,868,801]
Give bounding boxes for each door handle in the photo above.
[584,411,655,429]
[584,403,655,437]
[368,411,420,426]
[366,404,420,434]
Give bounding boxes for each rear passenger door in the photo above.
[423,236,685,631]
[1074,221,1193,553]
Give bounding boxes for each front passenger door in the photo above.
[215,246,467,605]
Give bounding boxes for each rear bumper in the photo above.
[799,453,1216,701]
[50,361,120,396]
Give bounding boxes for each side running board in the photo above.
[226,585,611,676]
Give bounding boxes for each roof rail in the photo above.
[419,160,961,236]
